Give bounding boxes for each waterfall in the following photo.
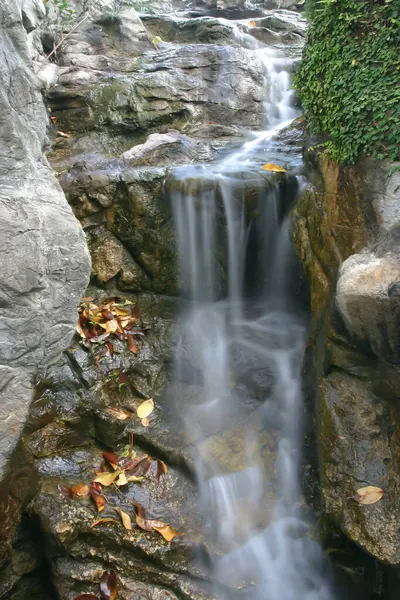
[168,16,334,600]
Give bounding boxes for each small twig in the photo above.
[47,14,89,60]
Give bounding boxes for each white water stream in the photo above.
[171,11,334,599]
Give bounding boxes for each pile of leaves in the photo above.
[77,296,143,357]
[60,434,183,543]
[75,570,117,600]
[295,0,400,163]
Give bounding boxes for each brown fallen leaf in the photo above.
[73,594,99,600]
[134,502,184,542]
[156,460,168,481]
[90,518,119,529]
[353,486,384,505]
[100,570,118,600]
[91,482,105,513]
[261,162,286,173]
[94,471,121,486]
[137,398,154,419]
[103,451,119,470]
[127,334,139,354]
[127,455,153,477]
[71,483,92,498]
[106,407,132,422]
[114,507,132,530]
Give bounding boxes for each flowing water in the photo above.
[170,10,334,599]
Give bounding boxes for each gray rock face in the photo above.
[0,0,90,564]
[292,153,400,566]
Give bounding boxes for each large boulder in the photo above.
[0,0,90,565]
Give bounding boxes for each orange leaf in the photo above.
[71,483,92,498]
[114,507,132,530]
[156,460,168,481]
[261,163,286,173]
[153,524,185,542]
[103,451,119,470]
[248,19,256,26]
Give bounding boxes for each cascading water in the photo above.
[169,9,334,599]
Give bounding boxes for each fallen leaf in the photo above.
[106,407,132,421]
[58,484,72,498]
[114,507,132,530]
[106,341,114,358]
[73,594,99,600]
[94,472,121,486]
[118,372,129,386]
[127,455,153,477]
[137,398,154,419]
[57,130,72,138]
[100,570,118,600]
[248,19,257,26]
[90,518,119,528]
[103,451,119,470]
[132,303,141,318]
[99,319,119,333]
[115,472,128,486]
[126,475,144,483]
[353,486,384,505]
[141,417,150,427]
[91,483,106,513]
[133,502,183,542]
[153,524,185,542]
[156,460,168,481]
[261,162,286,173]
[127,334,139,354]
[71,483,92,498]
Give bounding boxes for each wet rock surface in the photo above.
[0,0,90,568]
[292,151,400,568]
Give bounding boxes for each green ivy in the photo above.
[294,0,400,163]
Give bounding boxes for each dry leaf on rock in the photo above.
[114,507,132,530]
[141,417,150,427]
[137,398,154,419]
[71,483,92,498]
[94,471,120,486]
[100,570,118,600]
[353,486,384,505]
[115,472,128,487]
[106,407,132,421]
[103,451,119,470]
[153,524,185,543]
[134,502,184,542]
[91,483,106,513]
[90,518,119,529]
[156,460,168,481]
[73,594,99,600]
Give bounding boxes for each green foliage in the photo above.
[45,0,76,22]
[294,0,400,163]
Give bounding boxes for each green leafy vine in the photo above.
[294,0,400,163]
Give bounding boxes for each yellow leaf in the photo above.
[261,163,286,173]
[137,398,154,419]
[126,475,144,483]
[351,59,356,65]
[153,524,185,542]
[248,20,257,26]
[115,472,128,487]
[141,417,150,427]
[94,471,121,486]
[114,507,132,530]
[152,36,163,48]
[353,486,384,505]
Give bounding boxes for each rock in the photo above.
[0,0,90,565]
[121,132,210,166]
[320,370,400,565]
[336,247,400,363]
[48,43,266,135]
[292,150,400,566]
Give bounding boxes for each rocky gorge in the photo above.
[0,0,399,599]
